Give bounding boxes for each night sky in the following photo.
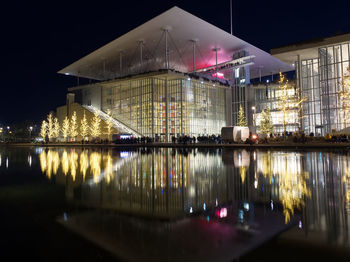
[1,0,350,125]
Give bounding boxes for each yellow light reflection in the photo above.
[69,151,78,181]
[90,152,101,183]
[61,150,69,175]
[39,151,47,174]
[257,151,311,223]
[80,151,89,181]
[103,153,113,184]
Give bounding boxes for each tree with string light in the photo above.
[259,108,274,136]
[70,111,78,141]
[237,104,247,126]
[40,120,47,140]
[277,72,306,139]
[339,67,350,127]
[90,111,101,139]
[105,109,113,141]
[80,111,89,141]
[61,116,70,142]
[53,117,60,140]
[47,113,54,141]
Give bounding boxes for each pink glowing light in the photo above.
[215,207,228,218]
[212,72,224,79]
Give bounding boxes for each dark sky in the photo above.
[1,0,350,125]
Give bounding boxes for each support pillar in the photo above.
[165,77,169,142]
[297,54,304,132]
[190,39,197,73]
[212,47,221,80]
[119,51,123,77]
[164,29,169,69]
[139,40,144,73]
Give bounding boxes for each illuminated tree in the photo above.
[53,117,60,139]
[237,104,247,126]
[40,120,47,140]
[90,111,101,138]
[259,108,273,135]
[62,116,70,141]
[47,113,54,141]
[80,111,89,140]
[70,111,78,140]
[277,72,306,139]
[105,109,113,141]
[339,67,350,126]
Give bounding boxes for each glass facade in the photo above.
[253,83,301,134]
[99,73,227,140]
[300,42,350,134]
[300,58,322,135]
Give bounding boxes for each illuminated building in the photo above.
[272,33,350,135]
[252,81,301,134]
[58,6,291,140]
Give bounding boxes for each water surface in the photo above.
[1,146,350,261]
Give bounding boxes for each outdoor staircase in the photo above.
[82,105,141,137]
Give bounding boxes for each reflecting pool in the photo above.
[1,146,350,261]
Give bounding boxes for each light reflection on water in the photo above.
[2,147,350,247]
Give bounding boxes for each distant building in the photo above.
[272,33,350,135]
[57,6,291,140]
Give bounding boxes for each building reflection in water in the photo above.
[38,147,350,245]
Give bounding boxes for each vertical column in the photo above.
[258,66,262,82]
[129,80,132,130]
[119,51,123,77]
[164,29,169,69]
[212,48,221,80]
[152,78,154,139]
[139,40,144,73]
[190,39,197,73]
[230,0,233,35]
[180,80,183,135]
[165,77,169,142]
[297,54,304,132]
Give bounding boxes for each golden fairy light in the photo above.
[339,67,350,126]
[239,166,247,183]
[53,118,60,139]
[90,152,101,183]
[39,151,47,174]
[61,116,70,141]
[277,72,306,138]
[70,111,79,140]
[61,150,69,175]
[80,151,89,181]
[40,120,47,140]
[90,111,101,138]
[103,152,113,184]
[50,150,60,175]
[47,113,54,140]
[69,151,78,181]
[257,151,311,223]
[80,111,89,140]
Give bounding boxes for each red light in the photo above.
[212,72,224,79]
[252,134,258,140]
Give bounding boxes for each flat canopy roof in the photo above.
[59,6,292,80]
[271,33,350,64]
